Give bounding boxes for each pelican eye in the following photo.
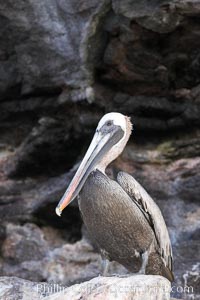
[106,121,112,127]
[99,120,114,134]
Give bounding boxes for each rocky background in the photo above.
[0,0,200,299]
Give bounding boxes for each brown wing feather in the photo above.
[117,171,173,273]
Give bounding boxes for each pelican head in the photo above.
[56,112,132,216]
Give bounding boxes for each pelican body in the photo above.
[56,113,174,281]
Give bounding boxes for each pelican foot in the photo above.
[108,273,131,277]
[113,271,149,278]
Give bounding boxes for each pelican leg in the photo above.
[101,258,110,276]
[138,251,148,274]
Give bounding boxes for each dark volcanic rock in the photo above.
[0,225,101,285]
[2,223,47,263]
[0,0,104,96]
[4,117,76,177]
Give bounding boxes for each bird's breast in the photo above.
[78,170,154,262]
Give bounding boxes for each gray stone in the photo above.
[0,0,105,96]
[0,276,54,300]
[48,275,171,300]
[0,275,171,300]
[2,223,48,263]
[112,0,168,19]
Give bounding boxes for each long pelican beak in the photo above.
[55,125,124,216]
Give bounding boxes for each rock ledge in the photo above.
[0,275,171,300]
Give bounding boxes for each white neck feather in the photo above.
[96,118,132,173]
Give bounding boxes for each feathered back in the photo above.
[117,171,174,281]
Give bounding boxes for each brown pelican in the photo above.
[56,112,174,281]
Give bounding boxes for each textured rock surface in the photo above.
[0,275,171,300]
[0,0,200,300]
[48,275,171,300]
[0,276,51,300]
